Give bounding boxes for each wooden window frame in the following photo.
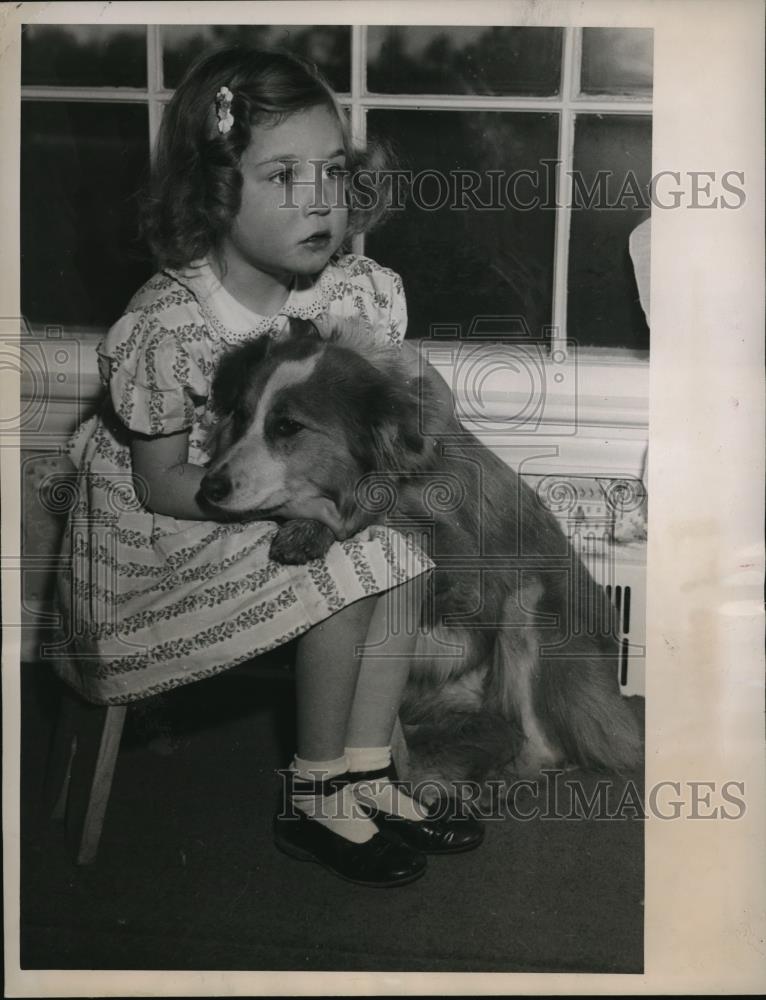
[21,25,651,460]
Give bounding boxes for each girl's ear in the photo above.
[211,338,272,415]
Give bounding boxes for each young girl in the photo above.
[55,46,482,888]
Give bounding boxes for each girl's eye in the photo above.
[269,167,294,185]
[325,163,348,180]
[274,417,303,438]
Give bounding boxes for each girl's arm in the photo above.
[130,430,215,520]
[131,430,348,531]
[132,428,358,534]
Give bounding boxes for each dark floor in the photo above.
[19,660,645,973]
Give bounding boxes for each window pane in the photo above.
[366,111,558,341]
[568,115,652,350]
[21,102,153,329]
[21,25,147,88]
[162,25,351,92]
[580,28,653,97]
[367,26,562,95]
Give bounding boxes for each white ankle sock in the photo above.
[289,754,377,845]
[345,746,427,822]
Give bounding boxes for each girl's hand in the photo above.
[130,431,216,520]
[131,433,353,532]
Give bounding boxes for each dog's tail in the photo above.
[537,640,643,774]
[489,601,642,776]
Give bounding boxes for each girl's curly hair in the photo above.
[141,45,396,269]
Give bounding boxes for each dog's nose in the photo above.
[200,471,231,504]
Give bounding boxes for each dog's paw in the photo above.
[269,519,336,564]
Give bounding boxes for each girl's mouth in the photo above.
[301,231,332,250]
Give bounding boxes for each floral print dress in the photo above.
[53,255,432,704]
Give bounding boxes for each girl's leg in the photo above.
[294,595,375,760]
[276,592,427,886]
[287,595,381,845]
[344,575,484,854]
[344,576,429,822]
[344,576,422,748]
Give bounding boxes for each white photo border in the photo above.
[2,1,764,996]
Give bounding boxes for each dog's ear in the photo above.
[211,338,272,415]
[287,317,324,341]
[418,364,458,435]
[288,317,364,344]
[370,378,426,470]
[373,368,459,469]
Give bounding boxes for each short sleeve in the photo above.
[386,269,408,345]
[324,254,409,346]
[98,311,211,436]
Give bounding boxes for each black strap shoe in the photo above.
[347,764,485,855]
[273,769,427,888]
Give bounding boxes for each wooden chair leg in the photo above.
[69,701,127,865]
[47,684,128,865]
[44,684,79,823]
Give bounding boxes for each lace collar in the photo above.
[166,257,341,344]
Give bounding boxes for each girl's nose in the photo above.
[298,166,341,216]
[302,185,332,216]
[305,196,331,217]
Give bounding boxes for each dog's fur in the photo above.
[199,320,642,787]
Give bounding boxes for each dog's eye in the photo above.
[274,417,303,438]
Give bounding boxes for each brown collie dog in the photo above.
[198,320,642,788]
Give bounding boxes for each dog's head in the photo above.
[198,319,441,535]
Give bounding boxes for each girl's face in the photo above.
[221,104,349,284]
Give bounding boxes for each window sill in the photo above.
[19,331,649,477]
[421,340,649,431]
